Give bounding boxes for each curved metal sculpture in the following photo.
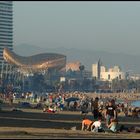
[3,47,66,74]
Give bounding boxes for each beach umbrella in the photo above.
[20,102,31,108]
[65,97,79,102]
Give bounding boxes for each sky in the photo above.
[13,1,140,55]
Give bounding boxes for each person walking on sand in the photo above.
[91,97,99,120]
[105,100,117,126]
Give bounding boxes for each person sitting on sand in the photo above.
[81,117,94,131]
[43,105,56,113]
[132,108,139,118]
[107,118,118,133]
[91,118,105,132]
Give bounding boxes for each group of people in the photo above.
[82,117,118,133]
[81,96,140,133]
[0,91,139,116]
[82,116,140,133]
[0,91,140,134]
[81,98,118,133]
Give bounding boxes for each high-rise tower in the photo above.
[92,58,102,80]
[0,1,13,80]
[0,1,13,62]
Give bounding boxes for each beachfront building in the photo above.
[92,59,102,80]
[3,47,66,75]
[66,61,81,72]
[129,74,140,80]
[0,1,13,62]
[0,1,13,79]
[92,59,125,81]
[2,47,66,92]
[100,66,125,81]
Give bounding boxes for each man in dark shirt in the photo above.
[105,100,117,127]
[91,97,99,120]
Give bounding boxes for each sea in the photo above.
[131,100,140,107]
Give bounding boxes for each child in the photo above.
[81,117,94,131]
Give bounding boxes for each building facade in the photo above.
[3,47,66,75]
[66,61,81,72]
[0,1,13,63]
[92,59,101,80]
[100,70,125,81]
[129,74,140,80]
[92,60,125,81]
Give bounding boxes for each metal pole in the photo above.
[1,60,4,79]
[22,74,24,92]
[5,63,8,80]
[8,64,12,82]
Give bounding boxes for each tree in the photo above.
[79,65,85,71]
[31,73,46,92]
[79,65,85,80]
[135,80,140,92]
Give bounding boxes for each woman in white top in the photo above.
[91,118,104,132]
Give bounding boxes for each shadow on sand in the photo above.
[0,108,140,130]
[0,110,90,130]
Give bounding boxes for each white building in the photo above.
[100,71,125,81]
[92,60,125,81]
[66,61,81,72]
[92,63,98,78]
[92,59,101,79]
[129,74,140,80]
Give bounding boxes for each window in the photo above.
[108,74,110,80]
[119,75,121,79]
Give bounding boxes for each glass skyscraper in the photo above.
[0,1,13,63]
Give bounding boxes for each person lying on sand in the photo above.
[43,106,56,113]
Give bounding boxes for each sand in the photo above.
[0,103,140,139]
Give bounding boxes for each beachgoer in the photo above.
[91,97,99,120]
[105,100,117,126]
[81,101,89,117]
[73,101,78,111]
[107,118,118,133]
[91,118,104,132]
[81,118,94,131]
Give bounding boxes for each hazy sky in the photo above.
[13,1,140,55]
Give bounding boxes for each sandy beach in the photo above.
[0,100,140,139]
[85,92,140,105]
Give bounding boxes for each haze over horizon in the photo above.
[13,1,140,56]
[14,43,140,74]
